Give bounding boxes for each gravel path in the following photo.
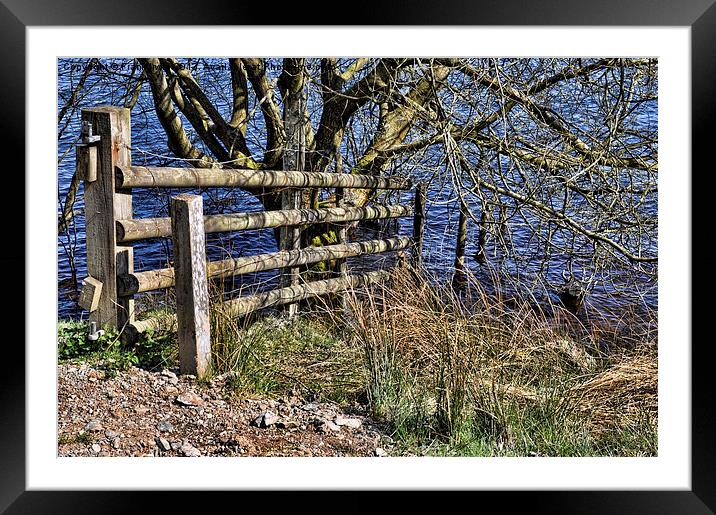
[57,363,394,457]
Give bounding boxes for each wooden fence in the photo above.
[76,106,424,378]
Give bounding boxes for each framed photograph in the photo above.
[4,0,710,511]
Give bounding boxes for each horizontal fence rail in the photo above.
[117,236,413,296]
[116,165,412,190]
[117,204,412,242]
[222,270,390,317]
[78,106,427,381]
[125,269,390,341]
[124,312,177,343]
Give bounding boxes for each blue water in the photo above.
[57,58,657,319]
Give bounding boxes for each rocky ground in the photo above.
[57,363,394,457]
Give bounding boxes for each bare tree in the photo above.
[58,57,657,305]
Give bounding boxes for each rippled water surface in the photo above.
[57,59,657,319]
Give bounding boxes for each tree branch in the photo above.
[241,58,285,167]
[138,58,216,167]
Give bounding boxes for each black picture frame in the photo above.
[3,1,710,512]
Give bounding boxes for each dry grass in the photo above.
[125,262,657,456]
[323,265,658,455]
[571,350,657,436]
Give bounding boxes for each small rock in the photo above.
[170,440,182,451]
[325,421,341,432]
[252,411,280,428]
[263,411,279,426]
[165,386,179,395]
[301,402,319,412]
[112,438,121,449]
[156,420,174,432]
[87,369,105,382]
[280,419,299,429]
[135,406,150,415]
[334,415,362,429]
[161,369,179,385]
[105,429,118,439]
[90,444,102,454]
[180,443,202,457]
[156,437,171,452]
[176,392,204,407]
[84,419,103,431]
[374,447,387,457]
[315,418,341,432]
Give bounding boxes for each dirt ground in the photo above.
[57,363,394,457]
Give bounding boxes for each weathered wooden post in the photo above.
[171,194,212,378]
[280,77,305,316]
[452,199,468,287]
[412,183,426,268]
[78,107,134,331]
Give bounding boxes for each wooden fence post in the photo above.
[335,187,349,311]
[280,78,306,316]
[81,107,134,331]
[452,199,468,287]
[412,183,426,268]
[171,194,212,378]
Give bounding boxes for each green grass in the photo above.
[210,313,364,402]
[413,404,657,458]
[57,319,176,374]
[58,431,93,446]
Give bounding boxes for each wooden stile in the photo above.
[79,106,427,359]
[82,107,134,330]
